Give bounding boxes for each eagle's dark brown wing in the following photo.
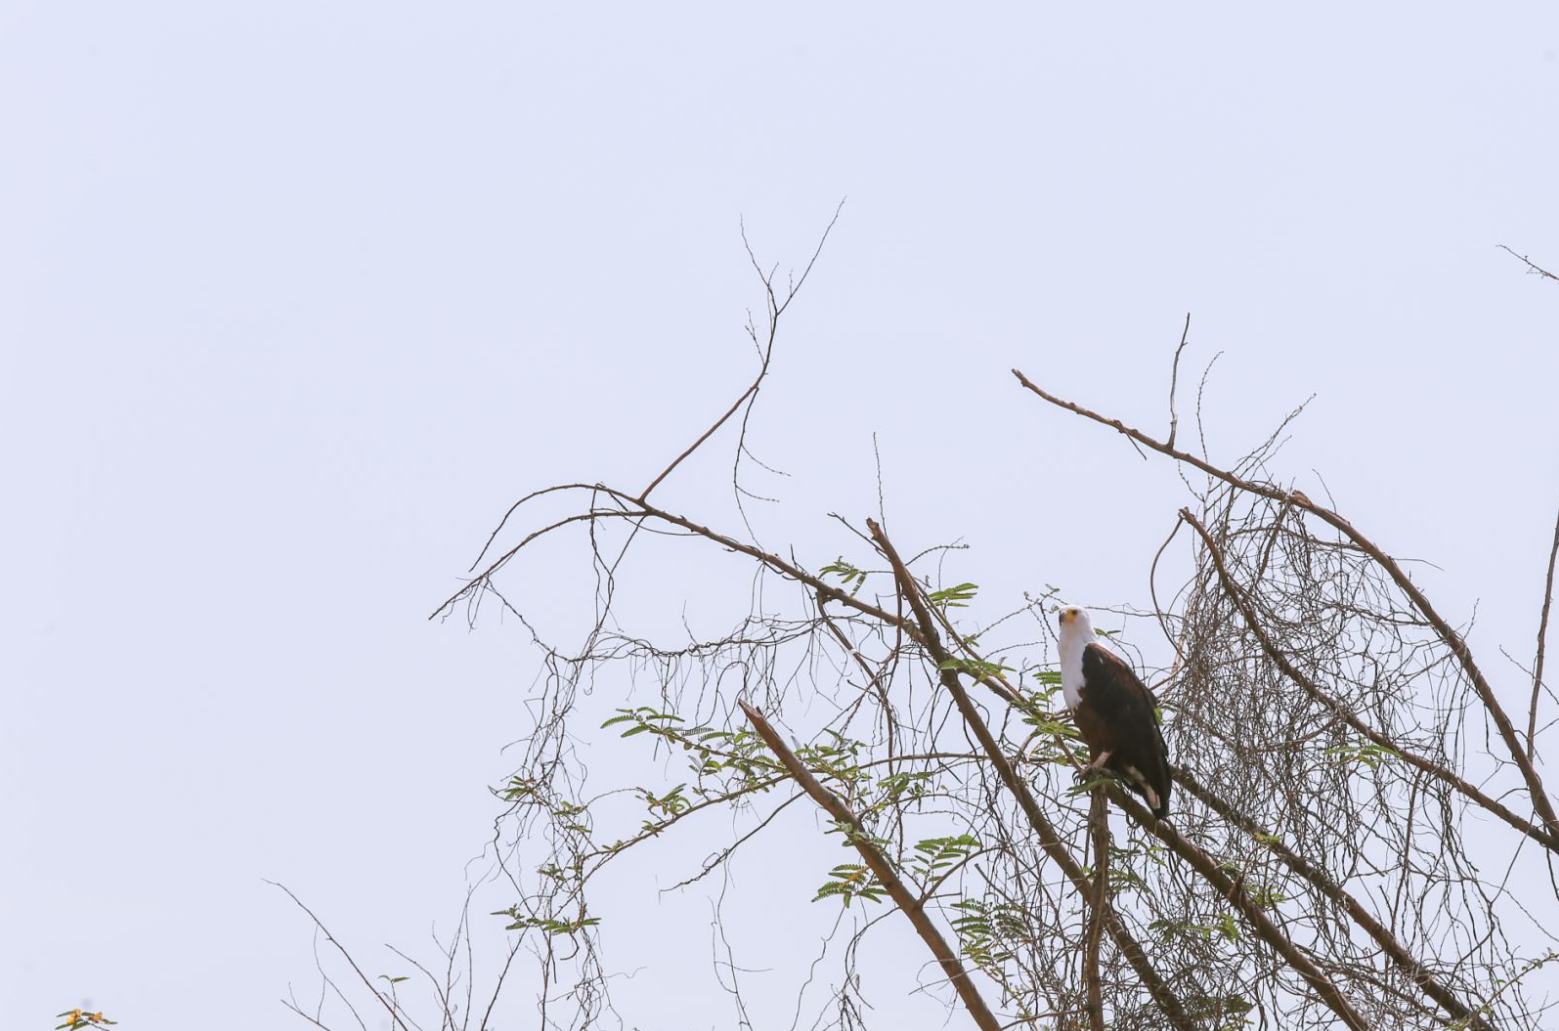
[1079,643,1172,818]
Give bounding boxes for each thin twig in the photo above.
[1166,313,1192,449]
[639,201,844,503]
[1530,499,1559,761]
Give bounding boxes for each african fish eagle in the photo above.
[1058,605,1171,819]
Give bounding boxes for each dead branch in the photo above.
[1497,244,1559,283]
[270,881,416,1031]
[1531,500,1559,761]
[639,201,844,503]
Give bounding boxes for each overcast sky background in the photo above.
[4,2,1558,1029]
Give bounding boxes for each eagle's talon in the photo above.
[1073,750,1114,785]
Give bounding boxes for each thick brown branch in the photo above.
[737,701,1004,1031]
[866,518,1198,1031]
[1176,770,1493,1030]
[1182,508,1559,854]
[1014,369,1559,837]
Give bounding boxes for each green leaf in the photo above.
[928,582,979,608]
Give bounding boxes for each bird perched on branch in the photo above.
[1058,605,1172,819]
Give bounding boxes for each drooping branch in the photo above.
[432,484,1028,713]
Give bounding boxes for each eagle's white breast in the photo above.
[1057,606,1098,711]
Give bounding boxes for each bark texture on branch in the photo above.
[738,701,1005,1031]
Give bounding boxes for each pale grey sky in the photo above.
[4,3,1557,1029]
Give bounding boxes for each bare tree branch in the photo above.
[1166,313,1192,450]
[270,881,417,1031]
[1530,499,1559,762]
[639,201,845,503]
[1497,244,1559,283]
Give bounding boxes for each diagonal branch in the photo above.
[1104,786,1372,1031]
[1014,368,1559,837]
[1497,244,1559,283]
[737,701,1004,1031]
[270,881,416,1031]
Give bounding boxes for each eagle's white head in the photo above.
[1057,604,1098,711]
